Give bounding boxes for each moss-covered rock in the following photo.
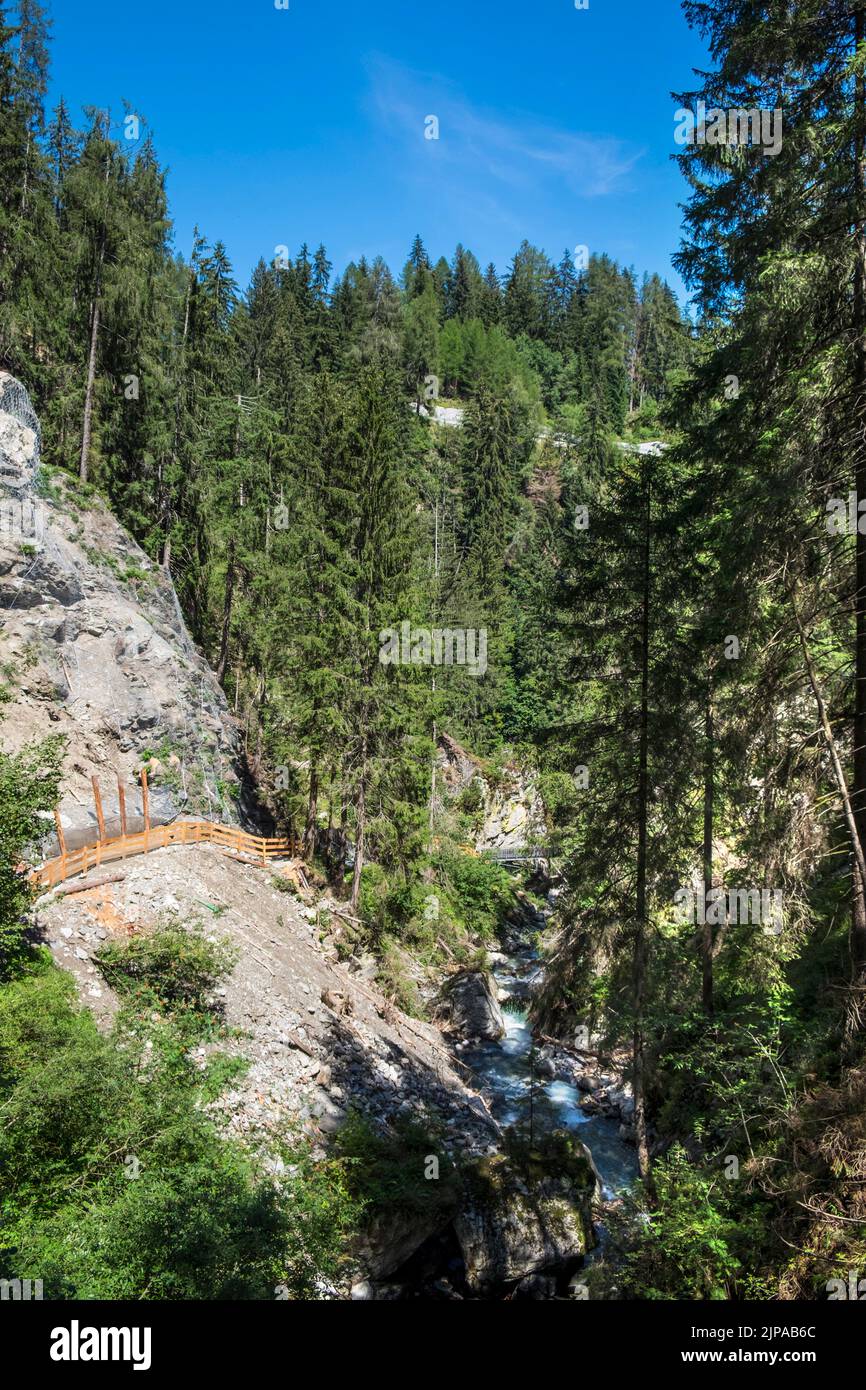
[455,1130,597,1291]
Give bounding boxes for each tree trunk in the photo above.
[304,760,319,860]
[165,256,195,568]
[702,669,715,1016]
[336,796,348,884]
[79,290,101,483]
[325,772,335,876]
[792,584,866,896]
[216,539,236,682]
[350,741,368,911]
[633,458,655,1199]
[853,6,866,992]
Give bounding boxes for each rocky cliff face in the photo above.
[0,374,250,849]
[4,375,598,1299]
[436,732,546,854]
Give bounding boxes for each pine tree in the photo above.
[402,278,440,407]
[478,262,502,326]
[401,233,431,299]
[502,241,555,342]
[444,244,482,321]
[673,0,866,1037]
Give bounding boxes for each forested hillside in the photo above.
[1,0,865,1306]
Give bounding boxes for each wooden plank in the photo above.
[91,776,106,842]
[141,767,150,836]
[32,816,307,890]
[118,778,127,838]
[61,872,126,896]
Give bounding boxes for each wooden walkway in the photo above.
[31,820,293,891]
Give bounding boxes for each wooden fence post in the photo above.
[141,766,150,849]
[91,776,106,842]
[118,777,127,838]
[54,808,67,880]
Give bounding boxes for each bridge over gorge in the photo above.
[484,844,551,866]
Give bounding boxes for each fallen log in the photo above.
[59,873,126,896]
[285,1030,316,1058]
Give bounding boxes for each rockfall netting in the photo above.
[0,372,41,490]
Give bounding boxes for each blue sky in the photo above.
[47,0,709,303]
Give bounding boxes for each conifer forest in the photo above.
[1,0,865,1353]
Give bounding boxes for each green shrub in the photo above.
[376,934,424,1017]
[358,863,429,942]
[0,955,360,1299]
[434,849,516,940]
[96,919,238,1014]
[622,1143,769,1300]
[457,781,484,816]
[334,1111,461,1220]
[0,737,64,974]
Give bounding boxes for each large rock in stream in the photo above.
[455,1134,597,1293]
[354,1206,459,1282]
[438,969,505,1040]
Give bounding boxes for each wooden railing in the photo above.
[31,821,293,891]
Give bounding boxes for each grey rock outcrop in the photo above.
[354,1206,458,1281]
[435,731,546,855]
[439,969,505,1041]
[0,374,250,847]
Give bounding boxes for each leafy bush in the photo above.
[376,934,424,1017]
[0,955,360,1299]
[334,1110,460,1220]
[457,781,483,816]
[96,919,237,1015]
[358,863,429,942]
[622,1144,770,1300]
[0,737,64,974]
[434,849,516,940]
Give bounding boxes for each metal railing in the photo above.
[485,845,549,864]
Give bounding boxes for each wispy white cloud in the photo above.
[365,53,643,211]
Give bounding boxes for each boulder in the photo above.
[535,1052,556,1080]
[354,1206,457,1281]
[439,969,505,1040]
[455,1137,596,1293]
[513,1272,557,1300]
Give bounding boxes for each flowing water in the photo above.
[462,943,638,1199]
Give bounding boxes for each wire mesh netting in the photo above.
[0,372,42,485]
